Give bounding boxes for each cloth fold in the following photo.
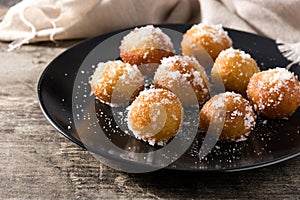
[200,0,300,43]
[0,0,199,50]
[0,0,299,50]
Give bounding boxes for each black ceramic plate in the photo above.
[38,24,300,172]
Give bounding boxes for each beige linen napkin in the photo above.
[0,0,199,50]
[200,0,300,43]
[0,0,299,50]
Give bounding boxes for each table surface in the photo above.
[1,2,300,200]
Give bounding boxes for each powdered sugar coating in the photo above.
[90,60,144,106]
[247,67,300,118]
[189,23,232,44]
[154,55,210,105]
[120,25,174,53]
[212,48,259,95]
[200,92,256,141]
[181,23,232,61]
[127,88,183,146]
[218,48,251,60]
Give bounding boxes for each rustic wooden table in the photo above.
[1,2,300,200]
[1,37,300,200]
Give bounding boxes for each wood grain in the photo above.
[0,0,300,194]
[0,40,299,199]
